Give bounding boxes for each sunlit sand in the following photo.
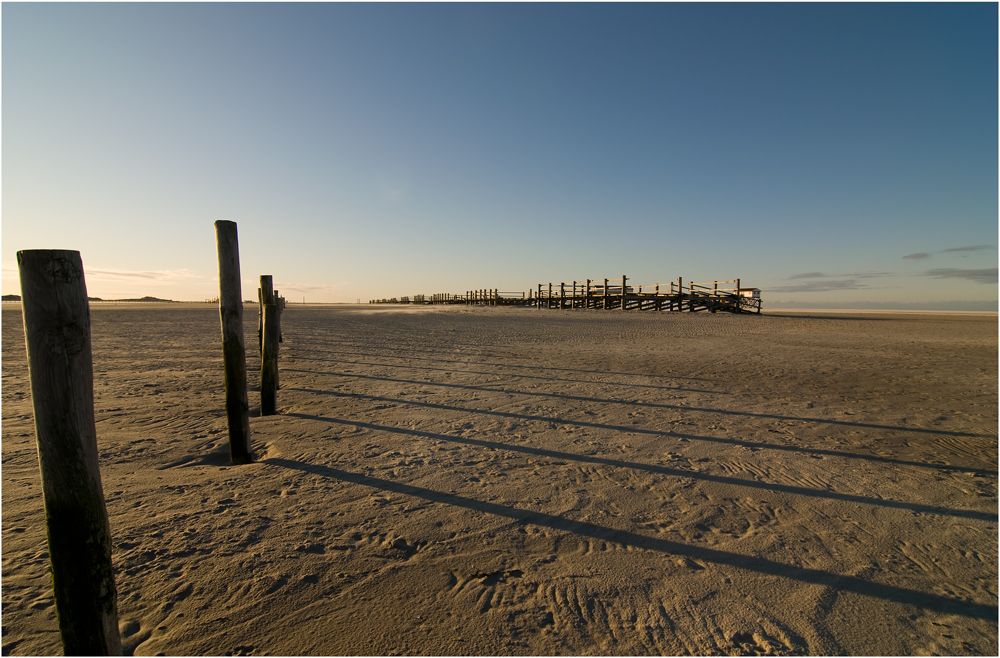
[2,305,996,655]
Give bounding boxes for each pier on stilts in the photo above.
[371,275,762,314]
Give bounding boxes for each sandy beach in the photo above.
[2,304,996,656]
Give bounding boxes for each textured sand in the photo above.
[2,304,997,655]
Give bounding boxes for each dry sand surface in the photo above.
[2,303,997,656]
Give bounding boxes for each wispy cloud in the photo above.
[941,245,993,254]
[904,245,994,260]
[768,279,870,293]
[87,268,202,282]
[273,283,344,294]
[772,270,893,293]
[2,266,202,286]
[924,268,998,284]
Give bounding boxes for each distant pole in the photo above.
[261,302,279,416]
[622,275,627,312]
[214,221,252,465]
[17,249,121,656]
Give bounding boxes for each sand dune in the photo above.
[2,305,996,655]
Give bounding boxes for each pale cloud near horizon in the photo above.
[769,279,870,293]
[3,265,203,283]
[270,283,344,295]
[86,268,203,283]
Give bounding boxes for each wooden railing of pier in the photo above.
[371,276,761,313]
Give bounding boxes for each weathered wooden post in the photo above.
[678,276,684,312]
[603,278,609,309]
[274,289,283,343]
[17,249,122,656]
[214,221,253,465]
[259,275,274,341]
[261,301,279,416]
[622,275,628,311]
[257,287,263,350]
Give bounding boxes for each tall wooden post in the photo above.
[274,289,283,343]
[603,278,609,309]
[215,221,253,465]
[17,249,121,656]
[622,275,628,312]
[261,302,279,416]
[259,276,274,329]
[678,276,683,312]
[257,288,264,350]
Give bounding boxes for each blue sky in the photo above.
[3,2,997,308]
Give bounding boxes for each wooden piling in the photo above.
[17,249,121,656]
[257,288,264,350]
[261,302,279,416]
[214,220,253,465]
[274,289,283,343]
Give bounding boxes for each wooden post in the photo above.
[603,278,608,309]
[274,289,283,343]
[215,221,253,465]
[17,249,122,656]
[257,287,263,350]
[548,283,552,309]
[261,302,279,416]
[622,275,627,311]
[260,277,274,316]
[678,276,684,312]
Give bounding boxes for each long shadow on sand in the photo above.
[286,386,996,477]
[263,455,998,622]
[284,411,996,522]
[283,369,992,440]
[284,353,722,394]
[285,343,717,385]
